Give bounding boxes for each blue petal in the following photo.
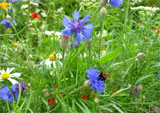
[0,85,13,103]
[72,10,80,21]
[62,16,71,27]
[12,20,17,26]
[82,24,94,40]
[74,32,83,44]
[109,0,123,9]
[81,14,90,23]
[61,28,73,36]
[83,24,94,30]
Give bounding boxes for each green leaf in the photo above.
[135,74,154,84]
[97,48,122,63]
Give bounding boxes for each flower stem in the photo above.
[99,16,105,67]
[62,50,69,111]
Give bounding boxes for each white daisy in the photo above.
[41,11,47,17]
[40,53,62,68]
[0,68,21,84]
[21,4,28,9]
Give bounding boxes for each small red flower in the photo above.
[112,90,118,94]
[30,12,40,20]
[82,94,88,100]
[90,94,93,98]
[48,98,55,105]
[48,99,52,105]
[106,73,109,78]
[158,30,160,34]
[45,92,50,96]
[154,27,158,31]
[52,98,55,104]
[82,87,86,90]
[61,94,64,97]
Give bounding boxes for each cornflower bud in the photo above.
[84,80,90,87]
[100,7,107,17]
[88,40,91,49]
[100,0,108,7]
[70,42,73,49]
[75,42,78,49]
[94,98,99,104]
[60,35,69,51]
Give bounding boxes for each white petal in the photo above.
[10,73,21,78]
[57,53,62,59]
[0,70,5,74]
[59,61,62,66]
[7,68,15,73]
[0,78,3,82]
[53,62,56,67]
[8,78,18,85]
[47,61,52,68]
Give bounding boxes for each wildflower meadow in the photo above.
[0,0,160,112]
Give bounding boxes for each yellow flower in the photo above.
[0,68,21,84]
[100,50,104,54]
[12,42,19,46]
[52,30,55,34]
[0,3,9,9]
[49,54,55,61]
[1,72,10,79]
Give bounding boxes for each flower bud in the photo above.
[88,40,91,49]
[70,42,73,49]
[94,98,99,104]
[75,42,78,49]
[84,80,90,87]
[60,35,70,51]
[100,0,108,7]
[100,7,107,17]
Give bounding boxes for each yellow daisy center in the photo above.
[49,54,55,61]
[100,50,104,53]
[52,30,55,34]
[1,72,10,79]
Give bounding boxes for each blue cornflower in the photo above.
[0,82,27,103]
[61,10,94,44]
[12,81,27,100]
[158,73,160,79]
[0,19,17,29]
[0,85,13,103]
[109,0,123,9]
[86,67,105,94]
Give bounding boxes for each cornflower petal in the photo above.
[62,16,71,27]
[74,32,83,44]
[72,10,80,20]
[109,0,123,9]
[81,15,90,24]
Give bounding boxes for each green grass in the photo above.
[0,0,160,112]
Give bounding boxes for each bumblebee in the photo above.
[98,71,109,81]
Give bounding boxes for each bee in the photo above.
[98,71,109,81]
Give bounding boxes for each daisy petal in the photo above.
[7,68,15,73]
[10,73,21,78]
[8,78,18,85]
